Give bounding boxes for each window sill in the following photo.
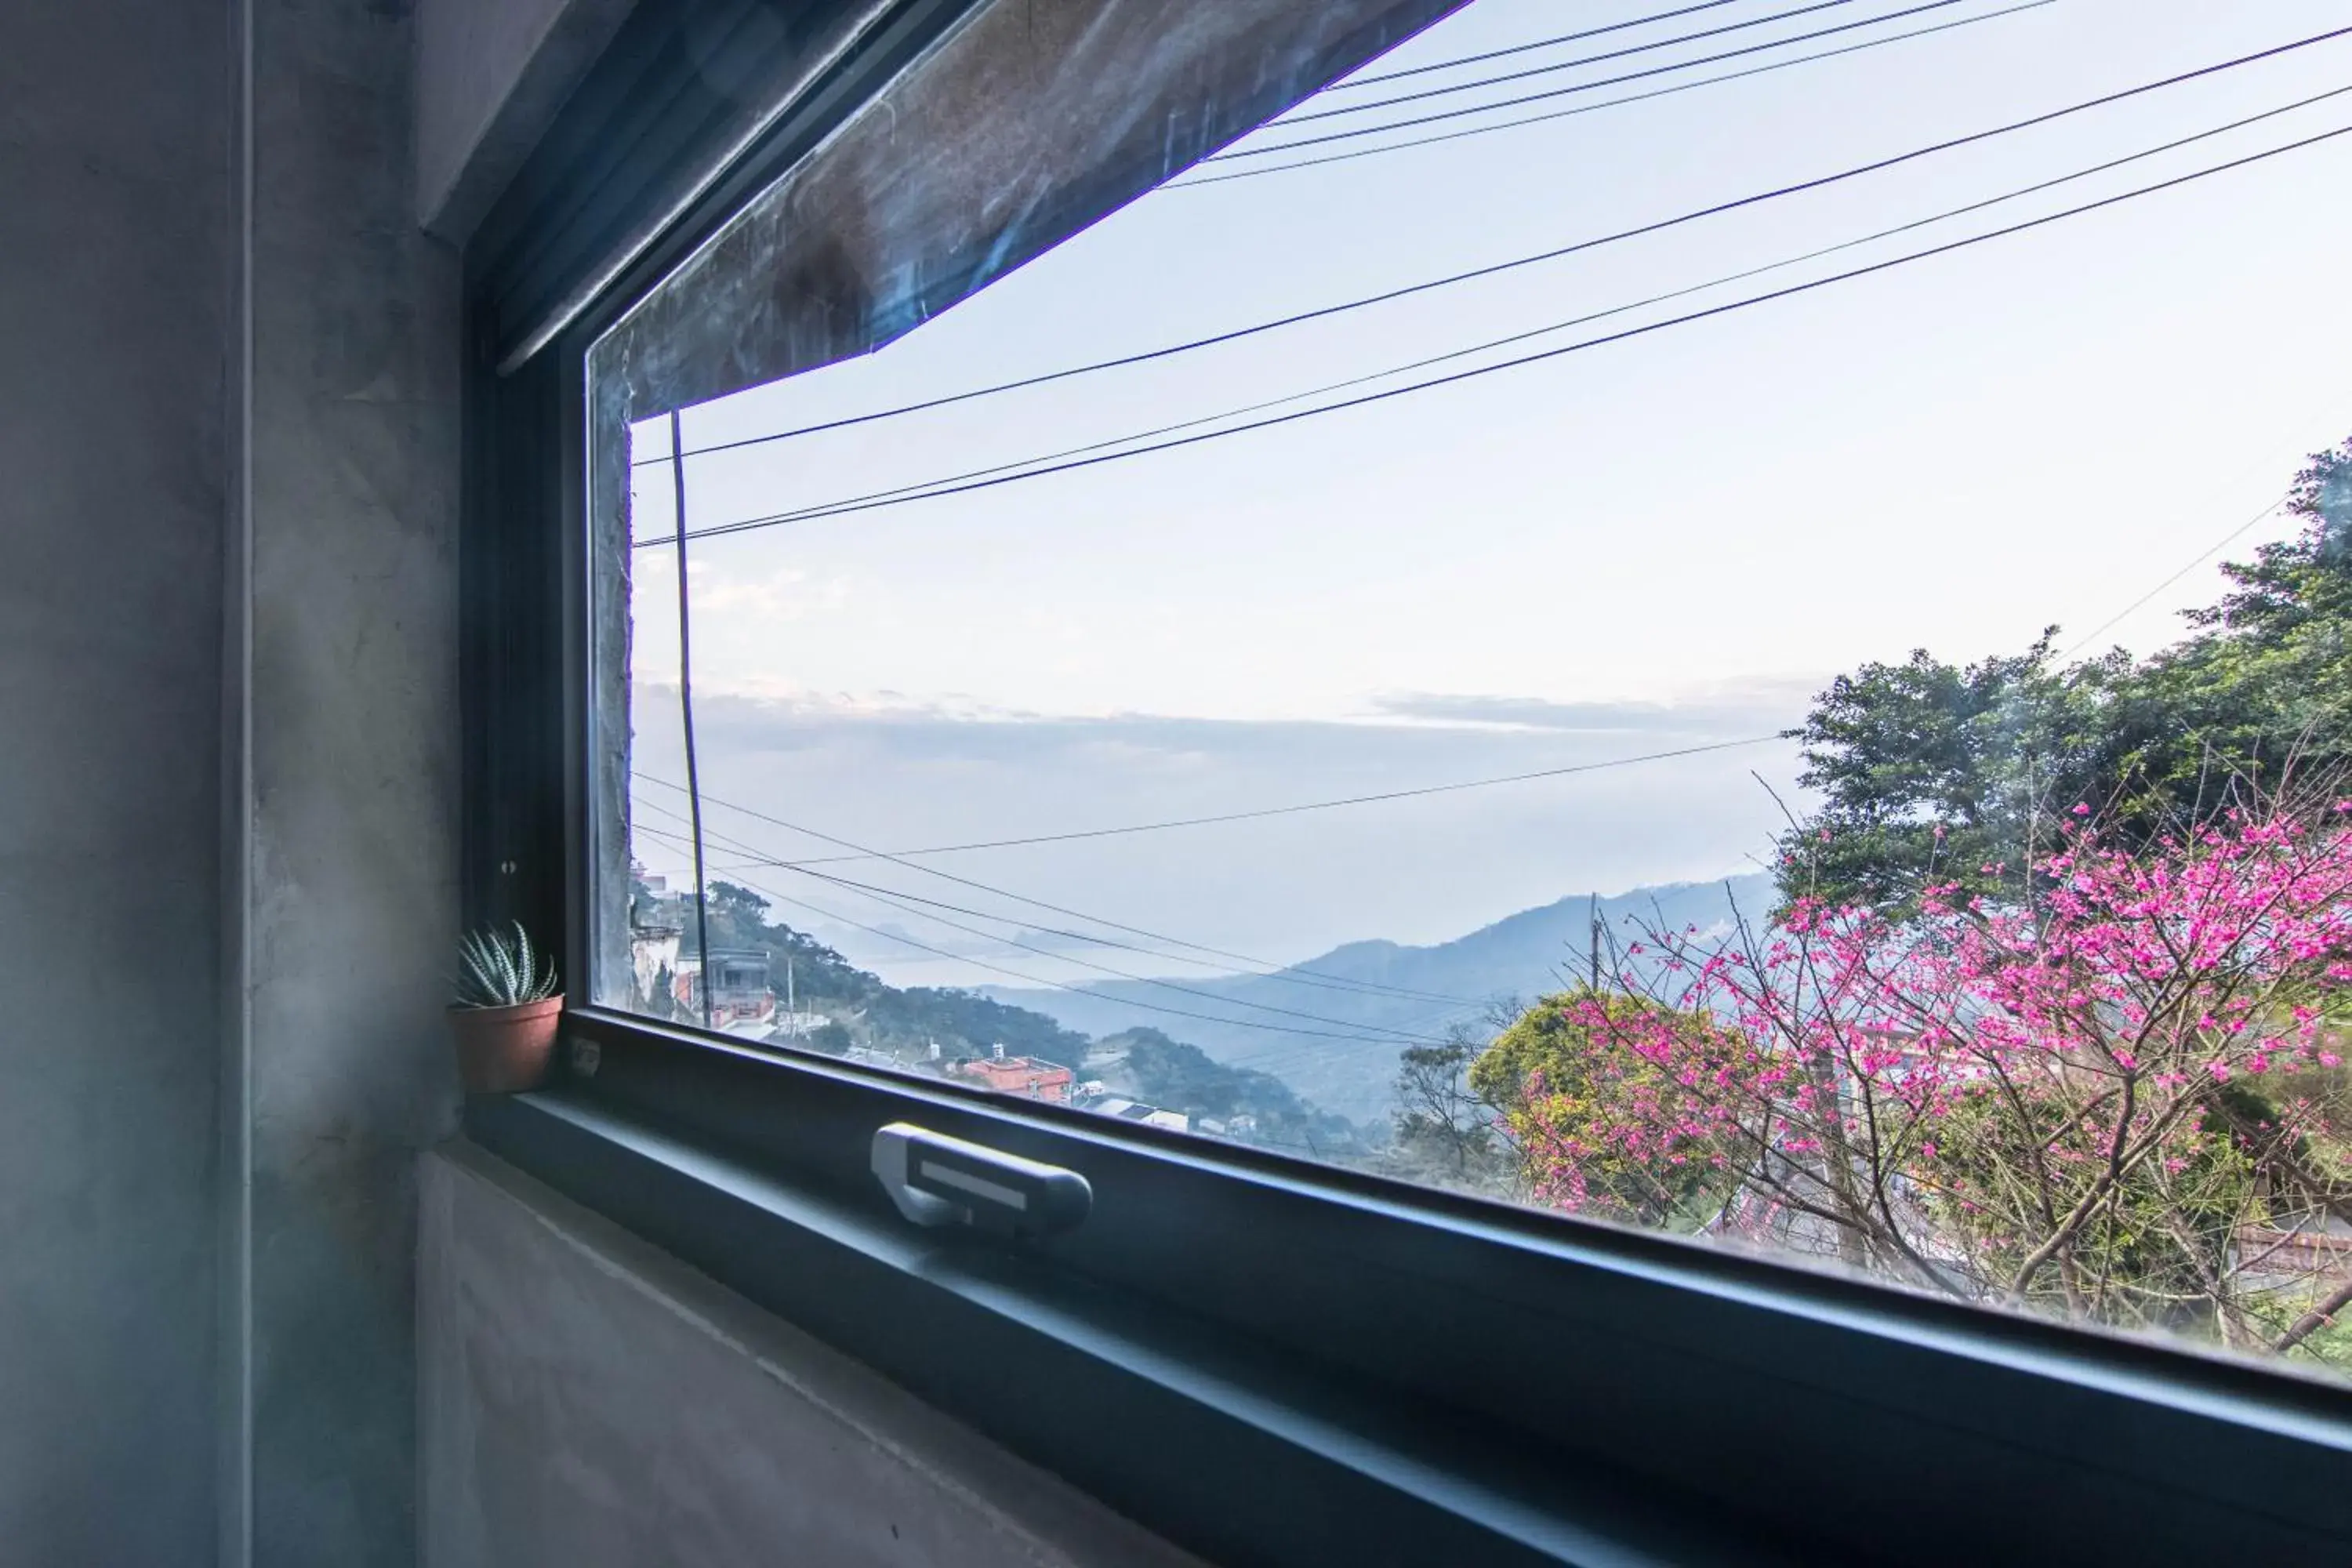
[468,1011,2352,1566]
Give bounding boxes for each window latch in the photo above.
[870,1122,1092,1238]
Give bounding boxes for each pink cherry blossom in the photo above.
[1509,793,2352,1358]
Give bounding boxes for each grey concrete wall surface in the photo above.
[419,1142,1208,1568]
[2,0,469,1563]
[0,2,232,1563]
[3,4,1221,1565]
[235,2,465,1563]
[414,0,638,241]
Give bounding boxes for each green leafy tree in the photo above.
[1389,1026,1511,1189]
[700,882,875,1004]
[1094,1028,1363,1153]
[1470,988,1742,1230]
[875,988,1091,1068]
[1780,435,2352,913]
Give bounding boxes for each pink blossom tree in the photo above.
[1503,791,2352,1363]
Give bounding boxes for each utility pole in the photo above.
[1589,894,1602,992]
[670,406,713,1031]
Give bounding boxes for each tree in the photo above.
[1779,435,2352,914]
[1391,1025,1508,1189]
[2189,435,2352,641]
[1098,1028,1364,1154]
[1518,789,2352,1364]
[873,988,1091,1069]
[700,882,874,1003]
[1472,988,1744,1229]
[1775,636,2128,913]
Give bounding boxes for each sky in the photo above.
[615,0,2352,987]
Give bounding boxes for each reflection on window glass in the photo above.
[600,0,2352,1381]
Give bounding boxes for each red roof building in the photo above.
[955,1052,1074,1103]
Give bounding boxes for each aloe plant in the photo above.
[454,922,561,1009]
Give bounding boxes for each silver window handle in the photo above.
[870,1122,1093,1238]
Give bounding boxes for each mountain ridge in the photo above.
[983,872,1775,1124]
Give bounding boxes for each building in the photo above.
[673,948,778,1029]
[1093,1097,1190,1134]
[628,920,682,1009]
[953,1045,1075,1103]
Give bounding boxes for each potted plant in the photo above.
[448,922,563,1094]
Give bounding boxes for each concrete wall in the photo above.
[1,2,466,1563]
[419,1142,1204,1568]
[2,6,1207,1565]
[0,4,232,1563]
[414,0,639,241]
[233,3,464,1563]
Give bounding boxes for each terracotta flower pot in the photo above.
[447,995,564,1094]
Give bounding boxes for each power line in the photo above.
[1283,0,1869,125]
[631,772,1497,1005]
[632,800,1478,1020]
[1177,0,2049,184]
[669,735,1788,860]
[651,848,1461,1048]
[2060,492,2292,659]
[1333,0,1755,89]
[633,813,1458,1043]
[635,808,1488,1080]
[658,121,2352,546]
[649,84,2352,546]
[632,21,2347,478]
[1217,0,1996,157]
[718,837,1487,1008]
[1196,982,1496,1075]
[637,86,2352,561]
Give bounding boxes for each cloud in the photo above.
[626,679,1817,969]
[1367,680,1817,735]
[643,681,1812,766]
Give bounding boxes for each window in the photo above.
[596,0,2352,1383]
[469,0,2352,1559]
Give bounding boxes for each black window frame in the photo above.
[459,4,2352,1563]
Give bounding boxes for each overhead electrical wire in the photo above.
[633,803,1489,1073]
[648,735,1787,861]
[1183,1,2049,183]
[650,119,2352,547]
[641,85,2352,546]
[710,836,1487,1012]
[643,459,2343,1058]
[631,801,1468,1027]
[619,25,2352,1083]
[1279,0,1870,124]
[640,842,1466,1048]
[630,771,1494,1004]
[627,498,2339,1067]
[632,811,1462,1043]
[634,22,2352,477]
[1333,0,1755,89]
[1216,0,2002,156]
[2059,492,2294,659]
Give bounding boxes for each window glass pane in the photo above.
[593,0,2352,1384]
